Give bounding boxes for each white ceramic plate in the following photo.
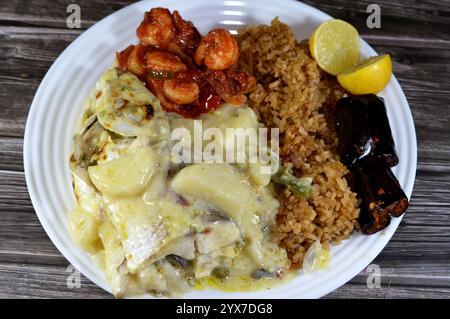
[24,0,417,298]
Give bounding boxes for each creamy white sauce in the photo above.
[68,68,290,298]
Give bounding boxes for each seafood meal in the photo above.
[68,7,408,297]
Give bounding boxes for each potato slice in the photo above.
[88,146,156,196]
[170,163,252,225]
[67,210,101,254]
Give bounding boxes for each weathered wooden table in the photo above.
[1,0,449,299]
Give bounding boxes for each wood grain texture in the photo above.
[0,0,449,299]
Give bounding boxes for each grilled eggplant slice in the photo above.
[335,95,399,168]
[353,156,408,234]
[335,97,375,167]
[335,95,407,234]
[359,94,399,167]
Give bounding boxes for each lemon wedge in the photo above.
[337,54,392,95]
[310,19,360,75]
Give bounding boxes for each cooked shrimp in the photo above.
[146,50,187,73]
[136,8,176,48]
[116,44,148,78]
[126,44,149,78]
[163,73,199,105]
[116,45,134,71]
[146,79,179,113]
[194,29,239,70]
[172,10,201,58]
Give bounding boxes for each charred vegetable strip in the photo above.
[335,95,407,234]
[335,97,375,167]
[271,163,312,198]
[353,156,408,234]
[338,94,399,167]
[363,94,399,167]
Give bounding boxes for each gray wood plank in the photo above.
[0,27,79,137]
[327,284,450,299]
[0,262,110,298]
[327,262,450,299]
[0,138,23,171]
[0,170,67,266]
[0,0,449,43]
[0,0,131,29]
